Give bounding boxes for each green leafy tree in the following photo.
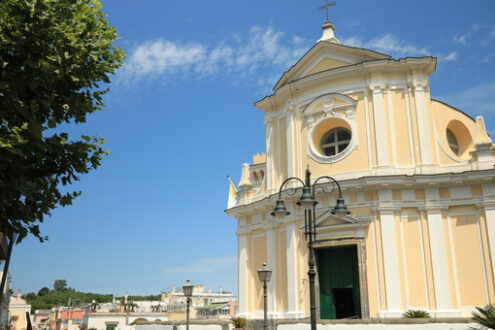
[37,287,50,296]
[23,292,36,302]
[0,0,125,242]
[53,279,67,292]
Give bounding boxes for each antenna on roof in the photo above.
[318,0,337,22]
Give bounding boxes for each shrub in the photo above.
[402,309,430,318]
[472,304,495,329]
[231,317,247,328]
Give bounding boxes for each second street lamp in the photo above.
[271,167,349,330]
[182,279,194,330]
[257,263,272,330]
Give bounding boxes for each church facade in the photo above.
[226,20,495,320]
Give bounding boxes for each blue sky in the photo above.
[10,0,495,296]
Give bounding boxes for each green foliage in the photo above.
[37,287,50,296]
[24,288,113,312]
[23,282,163,312]
[472,304,495,329]
[0,0,125,242]
[53,279,67,292]
[90,301,99,311]
[24,292,36,301]
[402,309,431,318]
[231,317,247,328]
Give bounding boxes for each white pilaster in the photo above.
[238,234,249,316]
[404,85,416,165]
[285,223,303,318]
[425,208,452,311]
[485,208,495,282]
[265,116,275,192]
[387,88,397,166]
[370,83,389,166]
[411,80,433,164]
[265,227,277,318]
[483,182,495,281]
[364,90,373,169]
[277,116,282,186]
[286,108,296,179]
[379,210,402,313]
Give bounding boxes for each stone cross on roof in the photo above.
[318,0,337,22]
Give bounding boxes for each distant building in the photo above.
[9,290,31,330]
[196,301,238,320]
[32,309,50,330]
[163,284,236,316]
[83,295,167,330]
[56,308,84,330]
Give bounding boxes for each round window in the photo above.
[446,129,459,156]
[320,127,351,156]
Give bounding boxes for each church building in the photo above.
[225,17,495,320]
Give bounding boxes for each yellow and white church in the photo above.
[226,18,495,320]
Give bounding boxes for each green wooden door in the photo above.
[316,245,361,319]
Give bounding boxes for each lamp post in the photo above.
[182,279,194,330]
[257,263,272,330]
[271,167,349,330]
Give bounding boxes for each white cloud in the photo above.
[438,82,495,114]
[440,51,458,62]
[366,33,430,56]
[163,256,236,274]
[341,33,430,57]
[482,53,495,63]
[341,33,458,62]
[453,35,467,45]
[124,40,206,77]
[119,26,310,87]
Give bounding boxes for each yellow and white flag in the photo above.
[227,176,238,209]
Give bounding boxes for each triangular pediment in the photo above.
[273,41,390,91]
[313,210,370,229]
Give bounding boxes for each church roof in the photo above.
[272,40,391,91]
[10,295,28,306]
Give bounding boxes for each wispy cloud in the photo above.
[453,34,467,45]
[124,40,207,77]
[454,24,495,46]
[341,33,457,62]
[163,256,236,274]
[482,53,495,63]
[437,82,495,114]
[440,51,457,62]
[119,26,309,86]
[341,33,430,56]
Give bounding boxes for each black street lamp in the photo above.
[271,167,349,330]
[182,279,194,330]
[257,263,272,330]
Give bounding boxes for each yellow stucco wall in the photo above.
[306,58,352,76]
[449,213,487,306]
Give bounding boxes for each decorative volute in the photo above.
[475,116,493,147]
[318,21,340,44]
[238,163,253,190]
